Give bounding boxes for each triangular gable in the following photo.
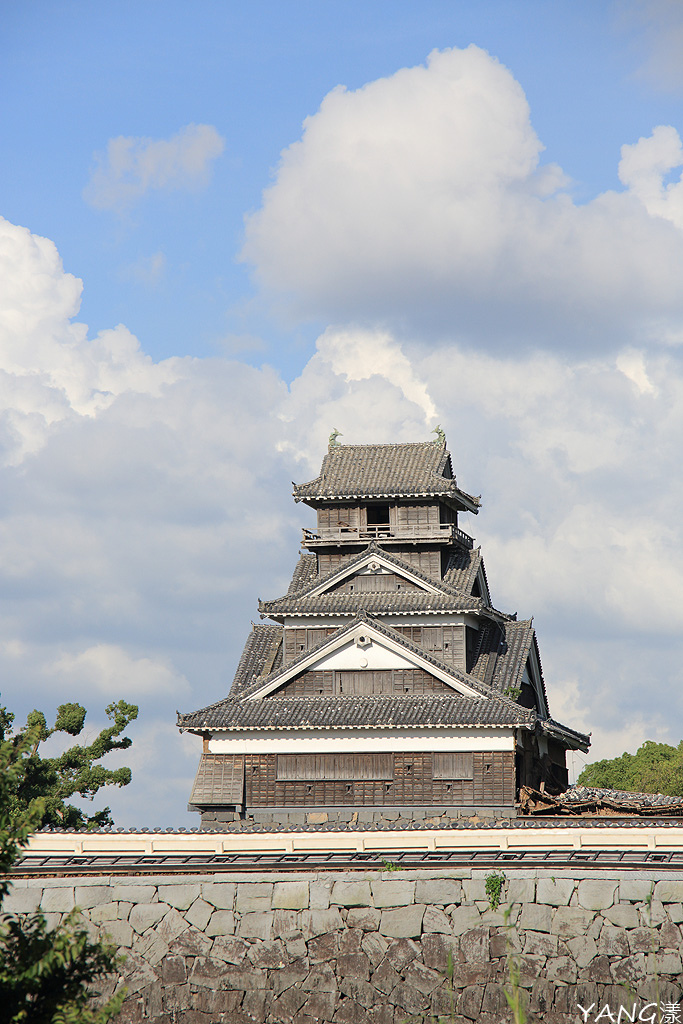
[307,548,441,598]
[248,617,485,701]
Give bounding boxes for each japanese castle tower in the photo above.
[178,433,589,828]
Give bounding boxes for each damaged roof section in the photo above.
[520,785,683,816]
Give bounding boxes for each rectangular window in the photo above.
[433,752,474,780]
[276,753,394,781]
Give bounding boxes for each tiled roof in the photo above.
[293,441,480,511]
[264,544,499,618]
[178,693,536,731]
[443,546,483,595]
[260,592,483,617]
[229,625,283,697]
[490,620,535,694]
[239,613,505,702]
[189,753,244,805]
[287,553,318,594]
[541,719,590,749]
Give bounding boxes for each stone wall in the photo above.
[5,867,683,1023]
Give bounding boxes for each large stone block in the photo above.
[156,883,201,910]
[597,923,629,957]
[383,937,420,972]
[524,929,558,957]
[577,879,618,910]
[235,882,273,913]
[551,906,596,938]
[546,955,577,983]
[199,907,235,937]
[449,905,482,934]
[112,884,156,903]
[272,880,309,910]
[309,879,332,910]
[507,877,536,903]
[129,902,168,933]
[603,902,639,928]
[414,878,462,905]
[370,880,415,908]
[237,911,271,940]
[389,981,429,1015]
[308,930,339,963]
[201,882,235,909]
[619,879,654,903]
[654,880,683,904]
[460,926,490,963]
[74,884,112,909]
[536,877,574,906]
[337,951,371,980]
[185,897,214,931]
[331,879,372,907]
[347,907,381,931]
[248,938,288,969]
[300,907,343,938]
[103,919,134,948]
[652,951,683,975]
[566,934,598,968]
[372,958,401,996]
[210,935,249,964]
[40,887,75,913]
[462,877,489,902]
[301,963,338,992]
[339,976,377,1009]
[361,930,388,967]
[422,905,452,934]
[90,903,118,924]
[421,932,460,972]
[610,952,648,984]
[519,903,552,933]
[156,906,189,944]
[2,887,42,913]
[403,960,442,996]
[169,927,213,957]
[272,908,299,938]
[379,904,424,938]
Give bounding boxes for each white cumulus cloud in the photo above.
[53,644,189,697]
[242,45,683,351]
[83,123,225,211]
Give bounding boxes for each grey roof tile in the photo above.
[190,753,245,805]
[178,693,536,731]
[260,592,483,617]
[293,441,480,510]
[443,546,482,594]
[287,553,318,594]
[263,543,497,617]
[229,625,283,697]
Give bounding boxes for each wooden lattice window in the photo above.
[276,753,394,781]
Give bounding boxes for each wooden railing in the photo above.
[301,524,474,548]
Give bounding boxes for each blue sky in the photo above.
[3,1,683,825]
[4,1,682,371]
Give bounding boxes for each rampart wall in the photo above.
[6,862,683,1024]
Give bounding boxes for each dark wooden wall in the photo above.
[243,750,515,807]
[273,668,453,697]
[317,548,442,579]
[281,624,465,669]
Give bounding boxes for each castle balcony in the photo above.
[301,523,474,549]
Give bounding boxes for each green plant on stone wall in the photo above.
[485,871,506,910]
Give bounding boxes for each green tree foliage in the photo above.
[578,739,683,797]
[0,700,138,830]
[0,710,125,1022]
